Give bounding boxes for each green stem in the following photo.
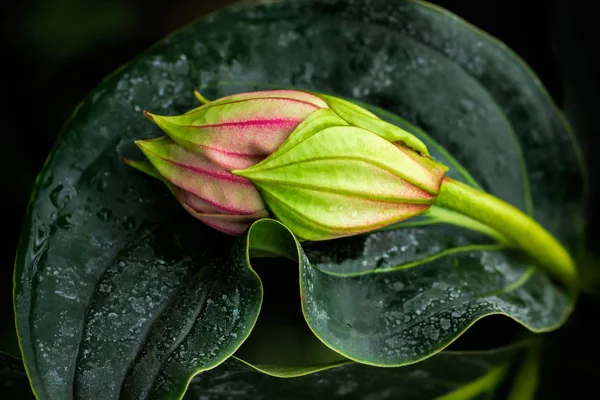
[436,177,577,286]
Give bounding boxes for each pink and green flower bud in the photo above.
[129,90,446,239]
[128,136,268,235]
[234,109,447,240]
[143,90,328,170]
[127,89,578,286]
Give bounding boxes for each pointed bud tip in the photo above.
[143,111,175,129]
[143,110,155,122]
[134,137,169,153]
[133,139,146,149]
[124,158,164,180]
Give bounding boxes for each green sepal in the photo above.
[318,93,431,157]
[235,110,447,240]
[124,158,163,181]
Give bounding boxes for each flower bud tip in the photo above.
[134,137,170,156]
[124,158,163,180]
[143,110,155,122]
[133,139,146,150]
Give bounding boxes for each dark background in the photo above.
[1,0,598,396]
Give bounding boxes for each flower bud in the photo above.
[129,90,447,239]
[144,90,328,170]
[234,109,447,240]
[128,136,268,235]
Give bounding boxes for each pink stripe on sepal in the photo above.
[145,94,326,170]
[174,187,267,216]
[136,137,265,220]
[170,182,269,235]
[199,147,265,170]
[182,203,269,236]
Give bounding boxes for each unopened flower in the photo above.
[233,108,446,240]
[126,137,268,235]
[127,89,578,286]
[128,89,446,238]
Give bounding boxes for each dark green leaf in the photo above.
[14,0,585,398]
[16,213,262,400]
[185,345,522,400]
[199,0,583,366]
[234,222,350,377]
[239,219,572,367]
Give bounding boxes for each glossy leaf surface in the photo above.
[184,346,520,400]
[14,0,584,398]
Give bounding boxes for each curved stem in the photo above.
[436,177,577,286]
